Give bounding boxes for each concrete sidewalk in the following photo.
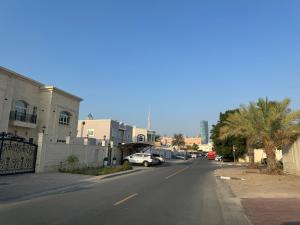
[215,167,300,225]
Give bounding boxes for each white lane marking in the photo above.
[165,167,189,179]
[220,176,231,180]
[114,193,138,206]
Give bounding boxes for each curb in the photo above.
[216,175,246,181]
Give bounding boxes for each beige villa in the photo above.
[0,66,82,144]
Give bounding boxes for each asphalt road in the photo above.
[0,159,250,225]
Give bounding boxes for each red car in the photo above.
[207,151,216,160]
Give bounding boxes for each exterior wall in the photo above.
[185,137,202,146]
[0,67,82,145]
[36,134,106,172]
[78,119,112,142]
[161,136,202,147]
[1,69,42,142]
[238,149,283,163]
[132,127,156,143]
[198,143,213,152]
[41,89,80,142]
[283,138,300,176]
[77,119,133,145]
[0,72,12,132]
[161,136,173,146]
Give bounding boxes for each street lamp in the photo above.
[233,145,236,162]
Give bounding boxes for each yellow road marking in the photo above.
[165,167,189,179]
[114,193,138,206]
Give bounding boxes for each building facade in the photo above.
[185,137,202,146]
[0,67,82,144]
[77,118,133,146]
[200,120,209,144]
[160,136,202,148]
[132,127,156,144]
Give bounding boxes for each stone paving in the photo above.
[216,167,300,225]
[242,198,300,225]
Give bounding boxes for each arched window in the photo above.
[59,111,71,125]
[137,134,145,143]
[14,100,28,121]
[15,100,28,114]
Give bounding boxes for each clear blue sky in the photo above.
[1,0,300,136]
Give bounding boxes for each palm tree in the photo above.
[172,133,185,149]
[220,103,260,165]
[220,98,300,173]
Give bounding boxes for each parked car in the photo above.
[191,153,198,159]
[215,155,222,161]
[123,153,159,167]
[175,154,188,160]
[152,153,165,164]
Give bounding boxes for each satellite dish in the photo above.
[87,113,93,120]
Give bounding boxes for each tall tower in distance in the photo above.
[200,120,209,144]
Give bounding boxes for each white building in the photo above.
[0,66,82,144]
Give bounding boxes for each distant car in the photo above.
[207,151,216,160]
[215,155,222,161]
[152,153,165,164]
[123,153,159,167]
[191,154,198,159]
[175,155,188,160]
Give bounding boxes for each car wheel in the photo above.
[143,161,149,167]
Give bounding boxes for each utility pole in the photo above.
[147,104,151,130]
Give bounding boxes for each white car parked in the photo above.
[123,153,160,167]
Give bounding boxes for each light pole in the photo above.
[233,145,236,162]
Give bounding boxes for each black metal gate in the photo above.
[0,133,38,175]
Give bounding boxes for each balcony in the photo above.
[9,111,37,128]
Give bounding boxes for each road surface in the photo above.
[0,159,249,225]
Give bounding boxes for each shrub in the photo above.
[66,155,79,164]
[122,161,132,170]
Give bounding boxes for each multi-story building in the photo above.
[185,137,202,146]
[161,136,202,147]
[0,66,82,144]
[160,136,173,146]
[77,118,133,146]
[200,120,209,144]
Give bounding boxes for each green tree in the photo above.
[172,133,185,149]
[192,143,199,151]
[220,98,300,173]
[211,109,247,160]
[155,134,161,142]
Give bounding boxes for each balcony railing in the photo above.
[9,111,37,124]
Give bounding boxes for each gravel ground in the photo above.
[215,167,300,198]
[215,167,300,225]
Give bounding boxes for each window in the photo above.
[59,111,71,125]
[137,134,145,143]
[15,100,28,121]
[87,129,95,137]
